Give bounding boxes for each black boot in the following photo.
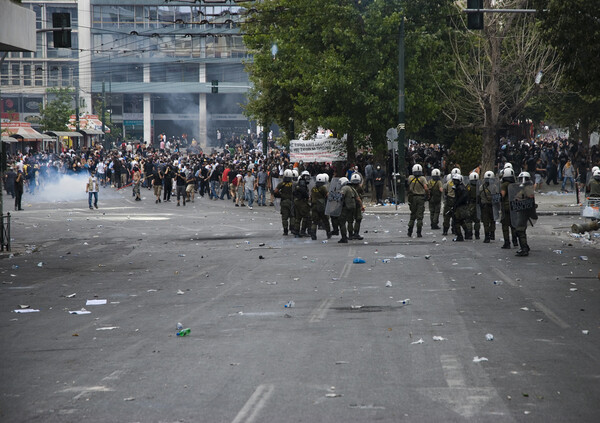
[353,232,364,240]
[513,239,519,247]
[465,231,473,240]
[416,229,422,238]
[453,235,464,242]
[516,247,529,256]
[283,228,288,236]
[475,230,480,240]
[490,231,495,240]
[501,241,511,249]
[407,229,413,238]
[442,228,448,236]
[310,231,317,240]
[483,233,490,243]
[338,236,348,243]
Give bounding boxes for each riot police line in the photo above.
[268,163,541,255]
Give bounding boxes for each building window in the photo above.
[35,66,43,87]
[1,64,8,86]
[119,6,134,26]
[62,67,71,87]
[12,63,20,85]
[24,65,32,86]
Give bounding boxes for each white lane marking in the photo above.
[340,263,351,279]
[532,301,570,329]
[59,385,113,400]
[492,268,517,287]
[309,299,334,323]
[231,383,274,423]
[440,355,466,388]
[102,370,125,381]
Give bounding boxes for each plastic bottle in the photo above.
[485,333,494,341]
[493,280,503,285]
[176,322,183,331]
[284,301,295,308]
[176,328,191,337]
[398,299,410,305]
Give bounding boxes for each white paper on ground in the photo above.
[14,309,40,313]
[69,309,91,315]
[86,299,107,305]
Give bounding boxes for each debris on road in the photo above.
[411,338,424,345]
[385,281,392,287]
[432,336,447,341]
[353,258,366,264]
[176,328,191,337]
[284,301,295,308]
[13,308,40,313]
[69,309,91,315]
[485,333,494,341]
[86,299,107,305]
[96,326,119,331]
[473,356,488,363]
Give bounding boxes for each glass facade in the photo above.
[3,1,253,145]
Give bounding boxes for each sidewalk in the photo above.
[362,182,585,216]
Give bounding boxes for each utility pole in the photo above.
[101,81,106,149]
[397,17,406,204]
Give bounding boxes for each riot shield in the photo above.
[509,181,537,229]
[477,179,501,221]
[325,177,343,217]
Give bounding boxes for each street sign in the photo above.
[386,127,398,141]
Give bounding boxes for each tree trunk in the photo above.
[481,125,497,174]
[345,133,356,163]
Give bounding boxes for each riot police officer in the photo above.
[512,171,537,256]
[274,169,294,235]
[428,168,443,229]
[452,173,471,241]
[587,169,600,197]
[442,168,461,235]
[338,177,358,243]
[293,170,311,237]
[310,173,331,240]
[500,168,516,249]
[467,172,481,239]
[479,171,498,243]
[349,173,365,240]
[407,164,429,237]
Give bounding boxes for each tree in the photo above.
[242,0,455,160]
[445,0,561,173]
[535,0,600,97]
[38,88,74,132]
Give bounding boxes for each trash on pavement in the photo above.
[86,299,107,305]
[65,293,76,298]
[176,289,185,295]
[96,326,119,331]
[177,322,183,330]
[580,256,588,261]
[382,259,390,263]
[432,336,447,341]
[411,338,424,344]
[520,307,529,311]
[176,328,191,337]
[284,301,295,308]
[326,393,343,398]
[473,356,488,363]
[385,281,392,287]
[37,262,43,267]
[124,397,135,401]
[553,250,563,254]
[493,280,503,285]
[69,309,91,315]
[582,330,589,335]
[485,333,494,341]
[353,258,366,264]
[13,309,40,313]
[397,299,410,305]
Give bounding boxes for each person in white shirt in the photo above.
[86,170,100,209]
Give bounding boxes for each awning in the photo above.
[3,126,53,141]
[44,131,83,138]
[1,136,19,143]
[77,128,104,135]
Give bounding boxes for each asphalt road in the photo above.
[1,188,599,422]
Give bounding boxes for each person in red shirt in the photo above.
[220,164,232,200]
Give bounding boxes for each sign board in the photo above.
[289,138,346,163]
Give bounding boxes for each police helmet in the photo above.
[283,169,293,181]
[316,174,327,183]
[518,171,531,183]
[503,168,515,180]
[339,177,349,186]
[351,173,362,184]
[292,169,299,179]
[504,162,513,169]
[452,173,462,183]
[412,164,423,175]
[483,170,495,179]
[469,172,479,182]
[451,167,461,176]
[592,166,600,174]
[431,168,441,177]
[593,170,600,180]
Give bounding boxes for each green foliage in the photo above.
[242,0,455,158]
[535,0,600,96]
[38,88,74,132]
[450,131,482,173]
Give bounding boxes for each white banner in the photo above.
[289,138,346,163]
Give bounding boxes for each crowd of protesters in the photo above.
[3,131,600,213]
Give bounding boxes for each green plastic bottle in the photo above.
[176,328,191,337]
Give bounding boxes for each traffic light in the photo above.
[211,80,219,94]
[467,0,484,30]
[52,13,72,48]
